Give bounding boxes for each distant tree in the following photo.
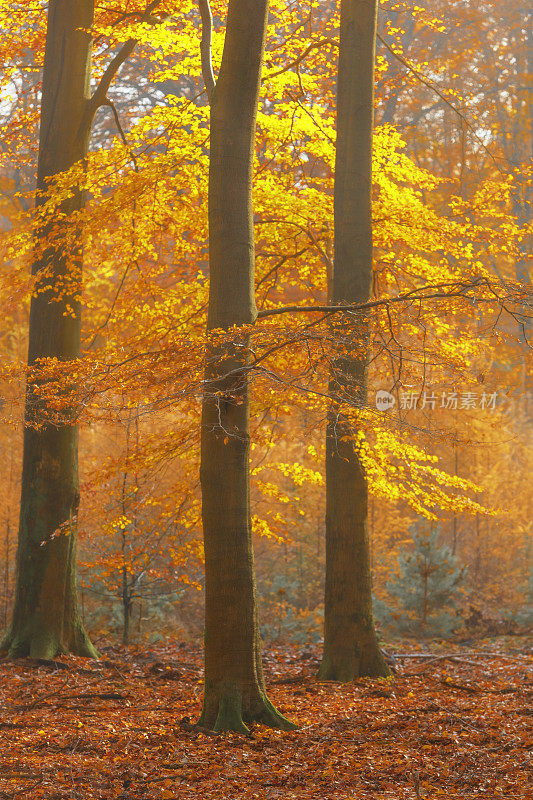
[384,527,466,638]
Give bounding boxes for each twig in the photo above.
[439,680,479,694]
[271,674,307,684]
[29,658,70,670]
[0,774,41,779]
[258,26,499,171]
[408,655,492,670]
[376,31,501,170]
[0,722,40,729]
[0,779,43,798]
[61,691,128,700]
[10,678,70,711]
[101,99,137,167]
[393,652,493,659]
[264,38,337,81]
[428,700,484,732]
[8,673,112,711]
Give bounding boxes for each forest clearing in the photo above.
[0,0,531,796]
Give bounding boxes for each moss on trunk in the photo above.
[199,0,296,731]
[2,1,96,660]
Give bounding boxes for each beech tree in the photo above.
[198,0,296,732]
[319,0,390,680]
[0,0,526,667]
[1,0,160,658]
[0,0,98,659]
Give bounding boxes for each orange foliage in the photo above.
[0,0,530,642]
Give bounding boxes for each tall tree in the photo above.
[319,0,390,681]
[1,0,157,659]
[0,0,97,659]
[198,0,296,732]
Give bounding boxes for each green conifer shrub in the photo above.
[381,527,466,638]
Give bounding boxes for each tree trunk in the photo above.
[1,0,97,659]
[122,563,131,647]
[319,0,390,681]
[199,0,295,732]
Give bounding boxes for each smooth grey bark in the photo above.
[2,0,155,660]
[1,0,98,659]
[319,0,390,681]
[199,0,295,732]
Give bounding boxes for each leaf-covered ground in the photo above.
[0,638,530,799]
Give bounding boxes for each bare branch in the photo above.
[256,280,488,319]
[102,99,128,148]
[263,28,502,171]
[376,31,501,170]
[197,0,216,103]
[264,38,337,81]
[87,0,163,121]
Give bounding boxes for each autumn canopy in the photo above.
[0,0,530,791]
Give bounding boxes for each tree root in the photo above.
[0,621,98,660]
[199,688,297,734]
[318,647,391,682]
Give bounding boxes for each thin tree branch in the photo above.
[87,0,163,119]
[101,99,128,147]
[376,31,501,170]
[264,38,337,81]
[256,247,310,290]
[101,97,138,172]
[256,280,487,319]
[263,28,501,171]
[197,0,216,102]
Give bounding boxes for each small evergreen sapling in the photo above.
[385,527,466,637]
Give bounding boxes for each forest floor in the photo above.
[0,637,530,799]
